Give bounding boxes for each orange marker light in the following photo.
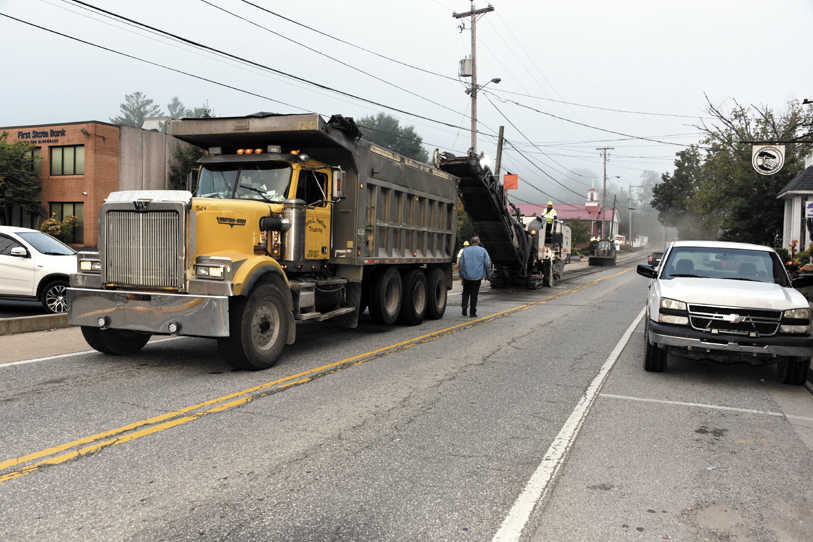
[255,149,263,154]
[290,150,299,156]
[237,149,245,155]
[245,149,254,154]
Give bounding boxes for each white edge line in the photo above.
[1,336,184,368]
[491,307,646,542]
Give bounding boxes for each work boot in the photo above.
[470,312,477,318]
[462,307,467,316]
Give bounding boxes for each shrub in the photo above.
[40,214,77,242]
[794,250,810,266]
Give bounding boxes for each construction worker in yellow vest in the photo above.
[542,201,557,224]
[457,240,469,264]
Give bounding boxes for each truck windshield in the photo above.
[661,246,789,286]
[197,163,292,202]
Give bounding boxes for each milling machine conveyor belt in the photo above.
[437,154,526,269]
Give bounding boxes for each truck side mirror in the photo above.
[332,168,346,200]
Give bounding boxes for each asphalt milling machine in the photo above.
[435,149,571,289]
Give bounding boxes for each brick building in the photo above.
[0,120,187,248]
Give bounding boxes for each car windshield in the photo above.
[196,162,292,202]
[660,246,789,286]
[16,231,75,255]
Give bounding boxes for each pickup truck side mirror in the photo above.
[637,264,657,279]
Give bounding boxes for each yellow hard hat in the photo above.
[547,201,553,206]
[463,241,470,246]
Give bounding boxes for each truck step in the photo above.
[299,307,356,322]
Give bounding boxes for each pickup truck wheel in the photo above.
[218,283,288,371]
[778,356,810,386]
[81,327,151,355]
[368,267,402,325]
[398,269,428,325]
[426,268,447,320]
[42,280,69,314]
[643,318,667,372]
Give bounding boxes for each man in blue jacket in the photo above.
[458,236,491,317]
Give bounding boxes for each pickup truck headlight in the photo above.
[658,297,688,325]
[780,308,811,334]
[660,298,686,311]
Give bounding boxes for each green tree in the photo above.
[110,91,163,127]
[357,112,430,163]
[168,143,205,191]
[0,132,42,225]
[569,217,590,246]
[167,97,212,119]
[456,197,475,251]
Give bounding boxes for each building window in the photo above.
[50,145,85,176]
[25,147,42,176]
[49,202,84,244]
[9,206,40,229]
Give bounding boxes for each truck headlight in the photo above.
[79,259,101,273]
[779,324,810,334]
[659,314,689,325]
[783,308,810,320]
[660,298,686,311]
[780,308,811,334]
[195,265,224,279]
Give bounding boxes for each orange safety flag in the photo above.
[504,174,518,190]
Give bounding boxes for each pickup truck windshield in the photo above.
[197,163,292,202]
[661,246,789,286]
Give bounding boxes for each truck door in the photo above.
[296,169,331,260]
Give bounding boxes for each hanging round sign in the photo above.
[751,145,785,175]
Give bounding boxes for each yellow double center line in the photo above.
[0,269,631,484]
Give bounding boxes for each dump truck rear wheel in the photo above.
[398,269,427,325]
[218,283,288,370]
[369,267,402,325]
[426,268,447,320]
[81,326,151,355]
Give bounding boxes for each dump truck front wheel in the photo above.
[218,283,288,370]
[81,327,151,355]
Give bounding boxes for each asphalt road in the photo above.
[1,256,811,541]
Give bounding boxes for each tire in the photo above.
[643,318,667,372]
[426,268,447,320]
[368,267,402,325]
[778,356,810,386]
[218,283,289,371]
[41,280,69,314]
[398,269,428,325]
[81,326,151,355]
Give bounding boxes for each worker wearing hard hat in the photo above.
[457,240,469,264]
[542,202,557,224]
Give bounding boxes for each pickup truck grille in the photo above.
[688,304,781,336]
[105,210,181,289]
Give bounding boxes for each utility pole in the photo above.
[494,125,505,206]
[454,3,494,154]
[597,147,613,238]
[629,184,633,248]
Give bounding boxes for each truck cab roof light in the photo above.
[208,146,221,155]
[237,149,245,155]
[267,145,281,153]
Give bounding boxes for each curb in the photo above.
[0,313,70,336]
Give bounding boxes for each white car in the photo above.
[0,226,77,314]
[637,240,813,385]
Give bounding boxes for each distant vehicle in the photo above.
[0,226,77,313]
[648,251,663,267]
[637,240,813,385]
[589,239,616,266]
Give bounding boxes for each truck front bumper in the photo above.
[649,321,813,358]
[68,288,229,337]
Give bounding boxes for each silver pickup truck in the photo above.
[637,240,813,385]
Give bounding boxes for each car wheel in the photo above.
[778,356,810,386]
[42,280,69,314]
[643,318,667,372]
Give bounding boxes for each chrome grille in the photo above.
[688,304,781,336]
[105,211,181,289]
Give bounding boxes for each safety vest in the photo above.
[543,208,557,224]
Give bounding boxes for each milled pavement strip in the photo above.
[0,269,632,484]
[492,306,646,542]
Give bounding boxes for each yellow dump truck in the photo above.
[68,113,459,370]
